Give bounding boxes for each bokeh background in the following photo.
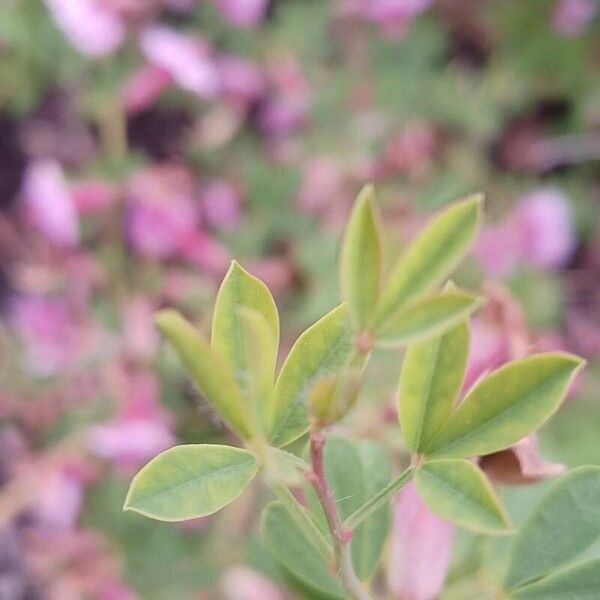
[0,1,599,598]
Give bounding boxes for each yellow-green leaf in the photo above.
[237,306,277,433]
[341,184,382,329]
[416,458,512,535]
[212,260,279,404]
[375,194,483,328]
[425,353,585,459]
[399,320,470,453]
[124,444,258,521]
[270,304,354,447]
[376,291,484,348]
[155,309,254,439]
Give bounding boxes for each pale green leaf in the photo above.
[124,444,258,521]
[376,291,484,348]
[416,458,512,535]
[270,305,354,447]
[424,353,585,459]
[505,466,600,592]
[340,184,382,329]
[211,260,279,406]
[399,319,470,453]
[375,194,482,328]
[512,558,600,599]
[155,309,254,439]
[237,306,277,433]
[262,501,345,599]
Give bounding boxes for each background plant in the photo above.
[1,1,600,598]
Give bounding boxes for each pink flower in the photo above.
[88,372,174,470]
[179,232,231,276]
[32,461,88,531]
[218,0,268,28]
[44,0,125,57]
[22,160,79,247]
[221,566,285,600]
[474,220,520,279]
[126,165,199,259]
[72,179,118,214]
[515,188,575,269]
[350,0,432,38]
[388,481,454,600]
[475,188,575,277]
[217,55,266,103]
[122,297,159,362]
[139,26,221,99]
[122,65,173,114]
[200,180,242,232]
[552,0,597,37]
[10,295,84,376]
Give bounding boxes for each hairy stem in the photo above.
[344,466,415,530]
[308,431,373,600]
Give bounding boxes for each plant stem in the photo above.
[308,431,374,600]
[268,480,333,563]
[344,466,415,530]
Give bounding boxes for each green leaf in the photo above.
[237,306,278,433]
[155,310,254,439]
[511,558,600,599]
[270,305,354,447]
[416,458,512,535]
[376,291,484,348]
[124,445,258,522]
[424,353,585,459]
[340,184,382,329]
[399,319,470,453]
[505,466,600,593]
[262,501,345,599]
[322,437,391,580]
[375,194,482,328]
[211,261,279,415]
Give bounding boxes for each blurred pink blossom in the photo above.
[122,66,173,114]
[10,295,85,376]
[126,165,198,259]
[44,0,125,57]
[32,461,90,531]
[258,60,311,137]
[221,566,285,600]
[201,180,242,232]
[350,0,432,37]
[179,232,231,276]
[475,188,575,277]
[122,297,159,361]
[88,372,174,470]
[218,55,266,104]
[72,179,119,214]
[139,26,221,99]
[515,188,575,269]
[22,160,79,248]
[552,0,597,36]
[218,0,268,28]
[388,481,454,600]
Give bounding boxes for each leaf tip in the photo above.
[154,308,183,333]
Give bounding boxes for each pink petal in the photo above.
[515,188,575,269]
[552,0,597,37]
[388,481,454,600]
[474,219,519,279]
[221,567,285,600]
[218,0,268,28]
[122,65,173,114]
[44,0,125,57]
[22,160,79,247]
[139,26,221,99]
[200,180,242,232]
[72,179,118,214]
